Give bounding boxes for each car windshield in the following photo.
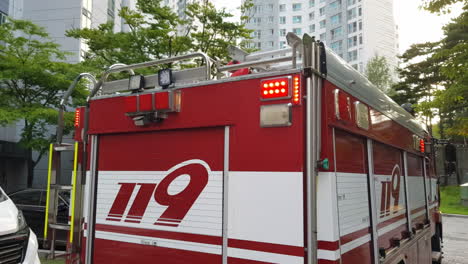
[0,188,7,203]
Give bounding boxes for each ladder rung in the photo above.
[49,223,71,231]
[54,144,75,152]
[50,184,72,190]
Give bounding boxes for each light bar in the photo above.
[74,108,81,127]
[292,75,300,105]
[260,76,291,101]
[420,139,425,153]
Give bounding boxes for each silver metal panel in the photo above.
[367,139,380,264]
[101,67,209,94]
[222,126,230,264]
[324,47,427,137]
[403,152,412,232]
[86,135,99,264]
[423,158,430,221]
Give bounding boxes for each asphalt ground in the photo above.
[443,215,468,264]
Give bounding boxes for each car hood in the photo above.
[0,198,19,235]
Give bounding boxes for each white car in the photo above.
[0,187,40,264]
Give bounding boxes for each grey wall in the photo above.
[0,0,8,14]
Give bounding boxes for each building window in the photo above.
[319,33,326,41]
[293,3,302,11]
[348,50,358,62]
[267,41,274,47]
[309,0,315,7]
[309,24,316,33]
[330,26,342,40]
[280,41,287,49]
[269,29,274,35]
[254,17,262,25]
[319,7,326,16]
[359,20,362,30]
[254,5,263,13]
[280,16,286,24]
[280,29,287,36]
[267,4,274,12]
[359,34,363,44]
[320,0,326,3]
[257,42,262,48]
[293,15,302,23]
[319,19,326,28]
[0,12,7,25]
[253,30,262,39]
[358,6,362,16]
[330,13,342,26]
[348,21,357,33]
[279,4,286,11]
[107,0,115,21]
[347,8,356,20]
[348,35,358,47]
[268,16,274,23]
[309,12,315,20]
[293,28,302,35]
[347,0,356,5]
[331,40,343,53]
[329,0,342,11]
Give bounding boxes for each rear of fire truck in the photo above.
[49,32,441,264]
[72,34,320,264]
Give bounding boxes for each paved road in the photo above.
[443,215,468,264]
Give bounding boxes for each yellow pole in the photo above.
[44,143,54,239]
[69,142,79,243]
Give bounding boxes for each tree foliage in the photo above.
[0,19,87,167]
[364,55,393,92]
[66,0,253,71]
[393,1,468,138]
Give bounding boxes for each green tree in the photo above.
[364,55,393,92]
[392,1,468,138]
[0,19,87,184]
[67,0,253,71]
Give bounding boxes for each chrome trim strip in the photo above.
[367,139,380,264]
[222,126,230,264]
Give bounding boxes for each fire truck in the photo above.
[44,33,443,264]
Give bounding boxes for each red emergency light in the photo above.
[125,91,179,115]
[74,108,81,127]
[260,77,291,101]
[419,139,425,153]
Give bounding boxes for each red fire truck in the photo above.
[44,33,442,264]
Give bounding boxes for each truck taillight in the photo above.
[260,77,291,101]
[74,108,81,127]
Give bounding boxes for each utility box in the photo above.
[461,183,468,207]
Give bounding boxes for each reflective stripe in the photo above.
[70,142,79,243]
[44,143,53,239]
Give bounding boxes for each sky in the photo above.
[211,0,464,54]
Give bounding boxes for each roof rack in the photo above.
[85,33,323,100]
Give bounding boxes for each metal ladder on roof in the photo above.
[43,73,97,262]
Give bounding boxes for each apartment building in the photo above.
[0,0,135,191]
[244,0,398,75]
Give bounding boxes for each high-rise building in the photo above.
[0,0,136,191]
[6,0,134,63]
[244,0,398,75]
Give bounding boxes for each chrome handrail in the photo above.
[57,73,97,144]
